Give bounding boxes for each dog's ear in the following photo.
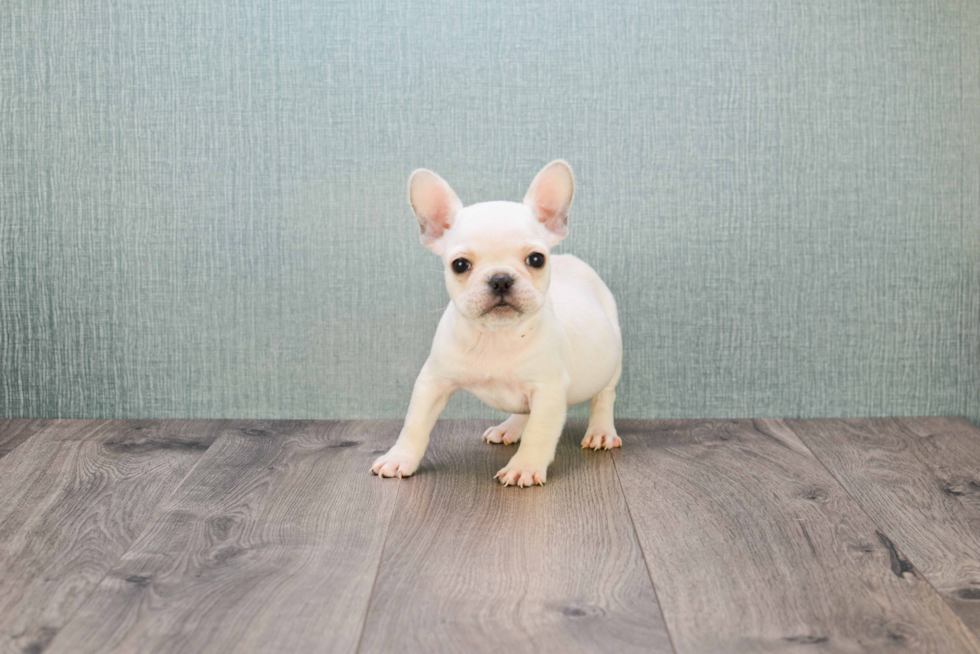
[524,160,574,245]
[408,169,463,253]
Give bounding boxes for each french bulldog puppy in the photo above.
[371,160,622,487]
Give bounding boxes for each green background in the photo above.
[2,1,978,421]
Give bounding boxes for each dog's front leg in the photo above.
[371,364,455,478]
[495,384,567,487]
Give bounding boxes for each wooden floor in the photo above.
[1,419,979,653]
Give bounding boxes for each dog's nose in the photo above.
[488,274,514,296]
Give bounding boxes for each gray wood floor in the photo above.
[0,419,978,654]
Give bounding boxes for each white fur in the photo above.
[371,161,622,487]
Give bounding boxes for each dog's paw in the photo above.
[495,460,547,487]
[371,449,420,478]
[581,427,621,450]
[482,421,522,445]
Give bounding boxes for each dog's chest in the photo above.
[455,365,531,415]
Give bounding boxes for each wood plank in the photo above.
[46,420,403,654]
[785,417,980,634]
[613,419,980,654]
[0,419,51,460]
[0,419,221,654]
[359,420,671,654]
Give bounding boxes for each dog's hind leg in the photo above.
[482,413,528,445]
[582,362,621,450]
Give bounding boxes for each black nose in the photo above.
[488,274,514,296]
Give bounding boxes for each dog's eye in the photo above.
[526,252,546,269]
[451,258,471,274]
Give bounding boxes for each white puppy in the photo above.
[371,160,622,487]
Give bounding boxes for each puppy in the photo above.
[371,160,622,487]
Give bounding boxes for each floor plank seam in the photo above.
[786,421,980,642]
[0,437,27,461]
[0,420,50,462]
[610,448,679,654]
[44,422,226,650]
[352,474,403,654]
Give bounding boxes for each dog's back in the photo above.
[548,254,622,405]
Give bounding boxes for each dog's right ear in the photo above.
[408,169,463,253]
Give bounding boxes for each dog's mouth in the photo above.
[482,299,522,316]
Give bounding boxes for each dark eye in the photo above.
[451,258,471,274]
[526,252,546,269]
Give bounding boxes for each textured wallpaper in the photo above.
[1,0,978,421]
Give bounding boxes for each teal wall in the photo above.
[1,1,978,421]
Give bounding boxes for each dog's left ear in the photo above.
[524,160,574,245]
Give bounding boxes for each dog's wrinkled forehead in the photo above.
[443,201,549,257]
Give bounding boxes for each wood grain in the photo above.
[613,419,980,654]
[46,420,403,654]
[359,420,671,654]
[0,420,220,654]
[0,419,51,460]
[785,417,980,634]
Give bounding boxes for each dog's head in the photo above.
[408,161,574,330]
